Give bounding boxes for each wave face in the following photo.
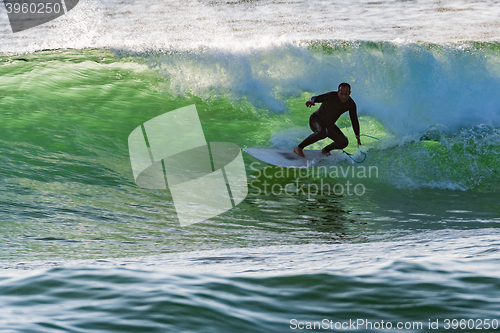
[146,41,500,190]
[1,43,500,194]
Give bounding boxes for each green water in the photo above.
[1,46,500,332]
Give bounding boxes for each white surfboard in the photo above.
[243,148,328,168]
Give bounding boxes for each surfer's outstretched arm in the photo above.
[305,96,316,108]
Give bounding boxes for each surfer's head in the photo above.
[337,82,351,103]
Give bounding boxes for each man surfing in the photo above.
[294,82,361,158]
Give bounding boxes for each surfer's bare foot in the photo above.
[321,148,331,156]
[294,146,305,158]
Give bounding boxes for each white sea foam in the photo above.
[145,41,500,136]
[1,0,500,54]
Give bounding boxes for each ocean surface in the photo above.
[1,0,500,332]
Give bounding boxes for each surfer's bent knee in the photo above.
[338,138,348,149]
[332,137,348,150]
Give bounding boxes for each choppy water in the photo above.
[1,1,500,332]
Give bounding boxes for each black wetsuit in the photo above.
[298,91,360,152]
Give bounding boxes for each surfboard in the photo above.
[243,148,327,168]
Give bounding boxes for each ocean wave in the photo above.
[1,254,500,332]
[2,44,500,192]
[144,41,500,136]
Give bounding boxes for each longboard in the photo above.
[243,148,328,168]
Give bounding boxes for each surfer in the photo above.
[294,83,361,158]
